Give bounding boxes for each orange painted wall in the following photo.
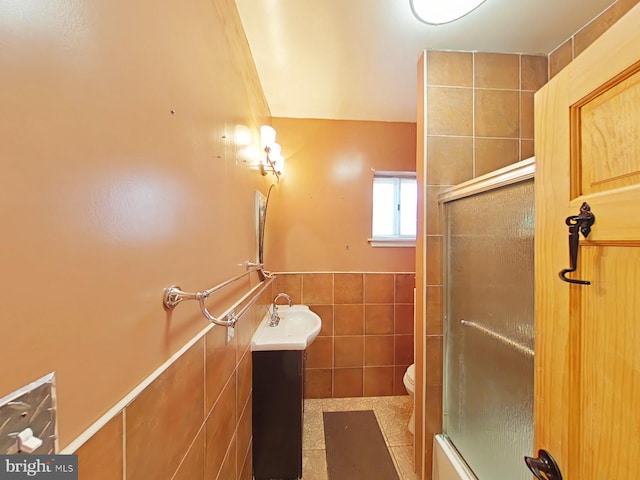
[0,0,272,446]
[265,117,417,273]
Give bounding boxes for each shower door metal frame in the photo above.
[438,158,535,205]
[437,157,535,477]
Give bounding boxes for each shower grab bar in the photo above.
[163,262,274,327]
[460,320,534,358]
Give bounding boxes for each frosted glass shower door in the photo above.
[443,179,534,480]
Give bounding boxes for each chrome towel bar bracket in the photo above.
[163,286,199,310]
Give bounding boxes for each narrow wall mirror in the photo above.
[255,190,267,264]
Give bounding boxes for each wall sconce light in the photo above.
[260,125,285,180]
[409,0,486,25]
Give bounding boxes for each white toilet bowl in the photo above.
[403,363,416,434]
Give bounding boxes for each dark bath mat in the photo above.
[323,410,400,480]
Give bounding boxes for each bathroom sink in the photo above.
[251,305,321,351]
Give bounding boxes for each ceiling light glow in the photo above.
[410,0,486,25]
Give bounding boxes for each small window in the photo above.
[369,171,417,247]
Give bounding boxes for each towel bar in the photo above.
[163,262,274,327]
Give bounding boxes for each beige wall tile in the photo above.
[364,273,395,303]
[520,91,535,139]
[364,366,394,396]
[173,428,205,480]
[239,444,253,480]
[236,394,252,471]
[306,336,333,368]
[303,273,333,304]
[475,138,520,177]
[206,325,237,414]
[474,52,520,89]
[394,304,414,335]
[521,55,548,91]
[574,0,628,57]
[549,38,573,79]
[426,186,447,235]
[309,304,334,336]
[426,236,442,286]
[364,335,395,366]
[395,274,415,303]
[426,136,474,185]
[424,385,443,475]
[425,385,443,438]
[334,336,364,367]
[205,372,237,480]
[304,369,333,398]
[273,273,302,304]
[334,367,364,397]
[126,340,205,480]
[334,304,364,335]
[77,414,123,480]
[214,435,236,480]
[426,50,473,87]
[426,286,443,336]
[619,0,640,13]
[425,336,443,386]
[334,273,364,304]
[235,305,260,358]
[520,139,535,160]
[395,335,414,366]
[475,89,520,138]
[236,349,252,419]
[365,304,395,335]
[427,87,473,136]
[298,270,415,398]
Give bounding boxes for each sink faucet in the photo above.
[269,293,292,327]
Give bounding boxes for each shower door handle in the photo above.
[524,449,563,480]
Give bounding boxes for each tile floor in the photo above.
[301,395,418,480]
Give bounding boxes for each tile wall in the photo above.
[420,50,548,476]
[74,288,271,480]
[273,272,416,399]
[549,0,640,78]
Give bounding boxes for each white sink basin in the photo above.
[251,305,322,351]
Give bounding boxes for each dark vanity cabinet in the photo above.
[252,350,304,480]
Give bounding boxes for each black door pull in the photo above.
[525,449,563,480]
[559,202,595,285]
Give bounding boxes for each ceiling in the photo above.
[235,0,616,122]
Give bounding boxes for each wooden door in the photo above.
[534,4,640,479]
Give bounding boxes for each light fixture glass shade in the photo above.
[410,0,486,25]
[260,125,276,149]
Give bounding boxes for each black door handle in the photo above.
[559,202,595,285]
[524,449,563,480]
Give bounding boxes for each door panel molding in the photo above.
[535,4,640,479]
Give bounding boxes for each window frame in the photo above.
[369,170,417,248]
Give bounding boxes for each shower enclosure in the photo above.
[438,159,534,480]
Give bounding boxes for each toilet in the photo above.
[403,363,416,434]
